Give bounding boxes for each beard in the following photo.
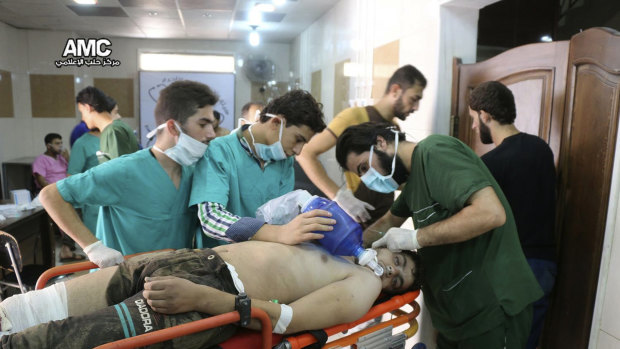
[374,148,409,184]
[478,115,493,144]
[392,95,409,121]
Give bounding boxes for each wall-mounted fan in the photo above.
[243,57,276,82]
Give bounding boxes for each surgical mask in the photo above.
[361,131,400,193]
[248,113,287,161]
[147,122,207,166]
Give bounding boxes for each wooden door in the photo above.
[544,27,620,349]
[451,41,568,165]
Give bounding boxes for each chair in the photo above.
[36,256,421,349]
[0,230,49,298]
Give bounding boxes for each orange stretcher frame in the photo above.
[36,254,420,349]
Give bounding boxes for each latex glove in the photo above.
[372,227,420,251]
[83,241,124,268]
[334,188,375,223]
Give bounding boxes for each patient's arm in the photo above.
[143,273,381,334]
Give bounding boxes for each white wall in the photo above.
[0,23,291,193]
[591,130,620,347]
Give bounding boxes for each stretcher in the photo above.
[35,254,421,349]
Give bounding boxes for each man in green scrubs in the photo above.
[75,87,140,164]
[67,128,101,234]
[40,81,218,268]
[335,122,542,349]
[190,90,336,246]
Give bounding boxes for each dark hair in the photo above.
[44,133,62,144]
[241,101,264,117]
[75,86,111,113]
[468,81,516,125]
[213,110,221,121]
[258,90,326,133]
[335,122,405,170]
[383,250,423,294]
[384,65,427,94]
[106,95,117,113]
[154,80,219,126]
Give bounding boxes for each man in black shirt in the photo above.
[468,81,557,349]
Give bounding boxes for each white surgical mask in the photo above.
[147,122,207,166]
[360,131,400,194]
[248,113,287,161]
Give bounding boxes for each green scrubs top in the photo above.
[99,119,140,164]
[68,133,100,175]
[67,132,101,234]
[57,149,197,255]
[391,135,543,341]
[189,129,294,218]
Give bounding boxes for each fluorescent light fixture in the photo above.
[139,53,235,72]
[249,31,260,46]
[540,35,552,42]
[73,0,97,4]
[249,8,262,25]
[255,3,276,12]
[273,0,286,5]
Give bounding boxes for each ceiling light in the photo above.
[249,30,260,47]
[203,13,214,18]
[540,35,552,42]
[255,3,275,12]
[148,11,158,16]
[273,0,286,5]
[248,8,262,25]
[73,0,97,4]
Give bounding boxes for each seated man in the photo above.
[32,133,69,190]
[32,133,85,262]
[0,241,420,348]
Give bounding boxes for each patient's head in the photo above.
[375,248,422,294]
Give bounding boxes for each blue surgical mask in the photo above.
[360,131,400,193]
[248,113,287,161]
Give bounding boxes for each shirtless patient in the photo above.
[0,241,420,348]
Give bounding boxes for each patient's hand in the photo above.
[279,209,336,245]
[143,276,202,314]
